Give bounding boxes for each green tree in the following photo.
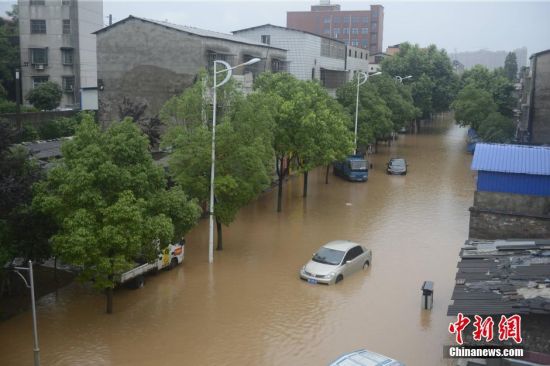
[26,81,62,111]
[0,5,19,101]
[381,43,458,118]
[478,112,515,143]
[504,52,518,81]
[162,74,274,249]
[33,116,200,313]
[451,84,497,131]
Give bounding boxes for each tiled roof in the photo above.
[471,143,550,175]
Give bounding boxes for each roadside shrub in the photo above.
[38,116,79,139]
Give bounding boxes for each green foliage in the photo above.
[33,116,200,292]
[26,81,62,111]
[255,72,353,168]
[504,52,518,81]
[459,65,515,117]
[478,112,515,143]
[0,120,52,264]
[38,116,80,140]
[381,43,458,117]
[451,84,497,131]
[163,74,274,227]
[0,6,19,101]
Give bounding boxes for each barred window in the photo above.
[30,48,48,64]
[62,49,74,65]
[63,20,71,34]
[31,19,46,34]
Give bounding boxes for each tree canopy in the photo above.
[26,81,62,111]
[451,84,497,131]
[33,115,200,313]
[504,52,518,81]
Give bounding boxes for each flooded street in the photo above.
[0,115,475,366]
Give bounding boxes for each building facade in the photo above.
[469,143,550,239]
[518,49,550,145]
[286,1,384,55]
[95,16,287,125]
[18,0,103,109]
[233,24,369,95]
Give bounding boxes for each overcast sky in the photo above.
[2,0,549,55]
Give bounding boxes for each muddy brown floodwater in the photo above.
[0,115,475,366]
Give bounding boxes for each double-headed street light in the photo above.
[354,71,381,154]
[394,75,412,83]
[209,57,261,264]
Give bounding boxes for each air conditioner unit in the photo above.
[35,64,44,70]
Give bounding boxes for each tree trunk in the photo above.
[216,219,223,251]
[303,171,308,197]
[277,158,284,212]
[105,287,113,314]
[325,164,330,184]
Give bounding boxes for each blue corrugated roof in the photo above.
[471,143,550,175]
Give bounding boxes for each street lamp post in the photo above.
[11,260,40,366]
[209,57,261,264]
[354,71,381,154]
[394,75,412,84]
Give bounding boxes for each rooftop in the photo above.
[94,16,286,51]
[448,239,550,316]
[471,143,550,176]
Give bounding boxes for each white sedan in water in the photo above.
[299,240,372,285]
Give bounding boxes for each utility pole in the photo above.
[15,68,21,132]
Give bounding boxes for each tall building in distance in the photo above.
[18,0,103,109]
[287,0,384,54]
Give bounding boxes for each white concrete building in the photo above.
[233,24,351,94]
[18,0,103,109]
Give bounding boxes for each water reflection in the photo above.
[0,115,473,366]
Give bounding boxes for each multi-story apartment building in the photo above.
[18,0,103,109]
[287,0,384,55]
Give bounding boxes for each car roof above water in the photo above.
[322,240,360,251]
[329,349,404,366]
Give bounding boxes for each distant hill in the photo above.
[451,47,527,70]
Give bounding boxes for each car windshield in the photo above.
[312,247,345,265]
[350,160,367,171]
[390,159,405,167]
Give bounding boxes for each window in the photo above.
[351,16,361,24]
[30,0,45,5]
[261,35,270,45]
[362,40,368,48]
[333,28,340,37]
[62,76,75,92]
[63,19,71,34]
[30,48,48,65]
[355,51,357,58]
[372,22,378,30]
[360,52,363,59]
[361,27,368,34]
[62,48,73,65]
[342,27,349,34]
[344,40,349,46]
[352,28,358,35]
[344,246,364,263]
[351,40,359,47]
[363,16,369,23]
[371,33,378,42]
[348,49,351,57]
[333,16,340,24]
[323,28,330,35]
[62,0,71,5]
[311,68,315,80]
[323,16,330,23]
[32,76,49,88]
[31,19,46,34]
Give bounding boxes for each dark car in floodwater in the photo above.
[386,158,407,175]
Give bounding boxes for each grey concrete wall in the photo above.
[473,191,550,216]
[532,52,550,144]
[469,191,550,239]
[0,110,79,129]
[469,208,550,239]
[97,18,286,125]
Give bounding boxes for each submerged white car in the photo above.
[329,349,405,366]
[300,240,372,285]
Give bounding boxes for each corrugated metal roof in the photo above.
[471,143,550,175]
